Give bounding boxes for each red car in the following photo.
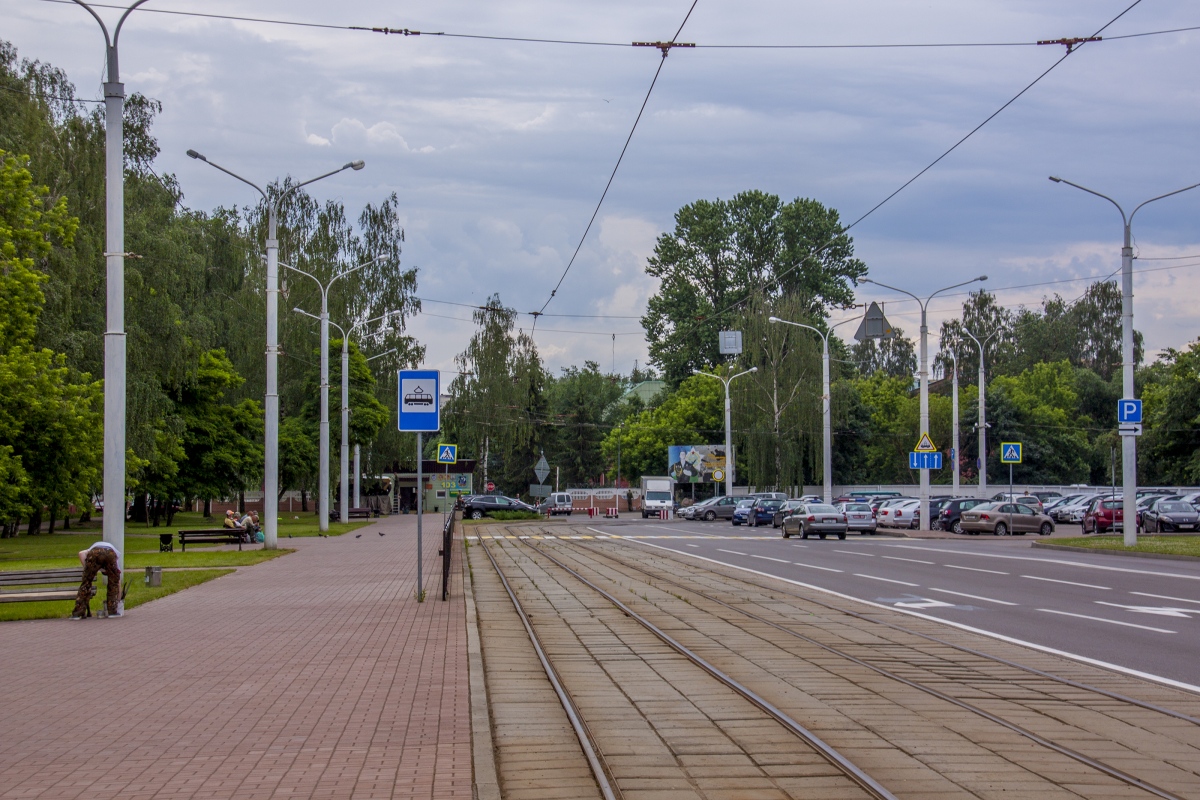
[1082,497,1123,534]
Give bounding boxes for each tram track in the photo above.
[548,536,1200,800]
[477,535,896,800]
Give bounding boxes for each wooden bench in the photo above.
[178,528,248,552]
[329,508,373,521]
[0,568,85,603]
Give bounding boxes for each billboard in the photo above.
[668,445,728,484]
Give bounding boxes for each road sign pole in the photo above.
[417,431,422,600]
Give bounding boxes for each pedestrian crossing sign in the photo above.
[437,444,458,464]
[1000,442,1022,464]
[914,432,937,453]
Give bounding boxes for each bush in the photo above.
[488,510,543,521]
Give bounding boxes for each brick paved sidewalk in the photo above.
[0,514,471,800]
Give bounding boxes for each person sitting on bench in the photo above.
[238,511,260,541]
[223,510,241,529]
[72,541,122,619]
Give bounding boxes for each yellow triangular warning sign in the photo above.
[914,432,937,452]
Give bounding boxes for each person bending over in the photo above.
[72,541,122,618]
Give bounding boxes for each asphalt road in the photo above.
[582,518,1200,689]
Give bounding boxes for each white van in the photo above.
[541,492,574,516]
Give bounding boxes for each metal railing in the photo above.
[438,512,455,601]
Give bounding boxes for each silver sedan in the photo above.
[782,503,848,540]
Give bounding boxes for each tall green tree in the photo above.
[642,191,865,384]
[543,361,623,487]
[1139,341,1200,485]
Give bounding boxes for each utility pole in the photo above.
[693,367,757,498]
[963,327,999,499]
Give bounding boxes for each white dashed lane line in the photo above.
[854,573,919,587]
[793,563,842,573]
[1038,609,1176,634]
[883,556,934,564]
[717,549,747,556]
[1131,591,1200,605]
[945,564,1008,575]
[1022,575,1111,590]
[834,549,874,557]
[929,588,1019,606]
[750,554,791,563]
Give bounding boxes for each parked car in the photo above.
[990,493,1045,513]
[773,499,805,528]
[1031,490,1063,503]
[938,498,988,534]
[462,494,538,519]
[871,496,916,515]
[1082,497,1123,534]
[959,502,1054,536]
[1141,499,1200,533]
[834,501,877,534]
[1055,494,1103,524]
[753,491,790,502]
[746,499,784,527]
[692,495,742,521]
[680,497,715,520]
[730,499,757,526]
[1043,494,1083,518]
[537,492,575,516]
[781,503,848,540]
[879,499,920,529]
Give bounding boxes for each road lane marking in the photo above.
[623,537,1200,694]
[1022,575,1111,590]
[1095,601,1200,619]
[929,588,1018,606]
[854,573,919,586]
[835,549,874,556]
[1131,591,1200,605]
[1038,609,1176,634]
[750,554,791,563]
[684,543,699,548]
[881,544,1200,580]
[717,549,747,556]
[945,564,1008,575]
[883,556,934,564]
[794,562,842,572]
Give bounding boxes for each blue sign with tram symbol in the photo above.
[909,451,943,470]
[398,369,440,432]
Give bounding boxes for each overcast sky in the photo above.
[6,0,1200,375]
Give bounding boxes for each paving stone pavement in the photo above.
[0,514,471,800]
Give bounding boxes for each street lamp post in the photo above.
[946,349,960,497]
[768,315,863,504]
[358,348,397,508]
[70,0,152,574]
[861,275,987,530]
[286,261,384,528]
[962,327,998,499]
[1050,176,1200,547]
[693,367,758,497]
[187,151,364,546]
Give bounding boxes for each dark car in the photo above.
[781,503,848,540]
[938,498,988,535]
[1141,499,1200,533]
[747,499,784,527]
[730,499,757,526]
[462,494,537,519]
[834,502,877,534]
[773,500,804,528]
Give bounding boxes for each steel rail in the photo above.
[511,537,899,800]
[622,534,1200,724]
[565,539,1192,800]
[477,536,620,800]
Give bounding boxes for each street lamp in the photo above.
[861,275,988,530]
[962,327,999,499]
[1050,175,1200,547]
[692,367,758,497]
[187,151,364,547]
[359,348,397,508]
[768,314,863,503]
[285,257,384,529]
[70,0,152,574]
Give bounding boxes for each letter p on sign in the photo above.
[1118,399,1142,424]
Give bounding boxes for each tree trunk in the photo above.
[166,504,176,526]
[26,510,42,536]
[301,489,308,512]
[150,498,162,527]
[203,497,212,518]
[63,510,71,530]
[238,492,245,514]
[130,493,148,525]
[47,503,58,535]
[79,506,91,523]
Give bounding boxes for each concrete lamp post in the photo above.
[860,275,988,530]
[1049,175,1200,546]
[962,327,1000,499]
[294,306,396,523]
[768,314,863,504]
[282,257,383,529]
[186,150,364,547]
[692,367,757,498]
[69,0,152,572]
[357,348,398,507]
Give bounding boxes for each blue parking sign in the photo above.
[398,370,440,432]
[1118,398,1142,424]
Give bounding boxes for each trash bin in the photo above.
[144,566,162,587]
[159,533,173,552]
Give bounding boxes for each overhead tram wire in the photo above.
[529,0,701,331]
[653,0,1150,349]
[33,0,1200,50]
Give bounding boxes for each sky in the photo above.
[5,0,1200,376]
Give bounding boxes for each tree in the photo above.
[599,376,722,483]
[173,349,264,511]
[278,416,318,509]
[642,191,865,384]
[1139,341,1200,485]
[985,362,1089,485]
[936,291,1013,383]
[543,361,623,487]
[851,328,917,379]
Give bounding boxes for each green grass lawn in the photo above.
[1049,535,1200,558]
[0,568,234,622]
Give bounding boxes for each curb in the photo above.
[462,542,501,800]
[1031,541,1200,563]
